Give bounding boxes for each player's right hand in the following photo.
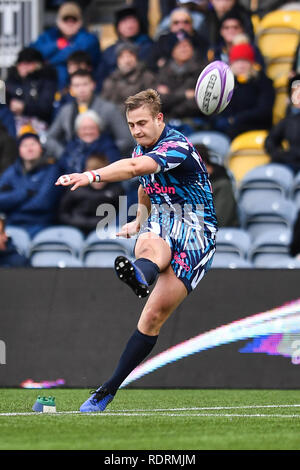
[55,173,89,191]
[116,220,141,238]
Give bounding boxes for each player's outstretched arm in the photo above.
[55,156,159,191]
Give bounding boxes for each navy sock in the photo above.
[134,258,160,285]
[103,329,158,395]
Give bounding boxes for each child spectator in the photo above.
[0,133,63,238]
[31,2,101,90]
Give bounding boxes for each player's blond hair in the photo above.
[124,89,162,118]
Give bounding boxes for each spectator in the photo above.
[100,6,153,80]
[213,42,275,139]
[199,0,254,46]
[45,69,134,159]
[195,144,239,227]
[0,214,29,267]
[101,42,157,114]
[155,0,209,37]
[58,110,122,174]
[265,75,300,174]
[156,31,207,124]
[31,2,101,90]
[58,153,124,235]
[0,132,63,238]
[5,47,57,137]
[207,10,265,68]
[132,0,177,34]
[52,50,94,116]
[148,7,209,71]
[0,105,18,175]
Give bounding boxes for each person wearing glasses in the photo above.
[31,2,101,91]
[147,7,209,72]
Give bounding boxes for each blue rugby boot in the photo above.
[80,386,115,412]
[114,255,150,298]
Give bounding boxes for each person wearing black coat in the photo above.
[5,47,57,131]
[265,75,300,174]
[58,154,124,235]
[0,214,29,267]
[213,42,275,139]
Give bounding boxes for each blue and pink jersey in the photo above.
[132,125,218,238]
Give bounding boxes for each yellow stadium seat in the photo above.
[227,131,271,182]
[256,10,300,80]
[272,75,289,124]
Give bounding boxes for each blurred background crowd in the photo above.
[1,0,300,268]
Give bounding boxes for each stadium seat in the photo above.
[215,228,251,258]
[248,227,292,266]
[81,230,136,267]
[30,251,83,267]
[292,171,300,208]
[188,131,231,164]
[238,163,294,206]
[227,130,271,182]
[29,226,84,257]
[272,75,289,125]
[267,257,300,269]
[5,225,31,257]
[211,252,253,269]
[240,195,298,240]
[255,10,300,80]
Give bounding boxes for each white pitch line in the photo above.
[0,404,300,417]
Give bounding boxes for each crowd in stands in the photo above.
[1,0,300,266]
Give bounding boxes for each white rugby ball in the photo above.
[195,61,234,115]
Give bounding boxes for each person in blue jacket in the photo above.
[0,132,63,238]
[58,110,122,174]
[31,2,101,91]
[99,6,153,83]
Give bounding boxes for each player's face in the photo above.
[127,105,164,148]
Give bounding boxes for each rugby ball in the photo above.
[195,61,234,115]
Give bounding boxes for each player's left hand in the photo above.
[55,173,90,191]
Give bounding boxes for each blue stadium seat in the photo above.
[211,252,253,269]
[292,171,300,209]
[239,163,294,207]
[249,228,292,266]
[81,230,136,267]
[29,226,84,257]
[267,257,300,269]
[240,195,298,240]
[215,228,251,258]
[188,131,231,164]
[6,225,31,257]
[30,251,83,267]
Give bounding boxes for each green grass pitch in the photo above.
[1,388,300,450]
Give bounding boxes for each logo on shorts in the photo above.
[174,252,190,272]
